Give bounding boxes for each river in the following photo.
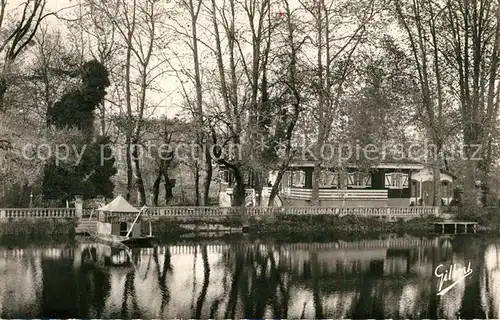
[0,234,498,319]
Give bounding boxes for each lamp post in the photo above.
[29,192,33,208]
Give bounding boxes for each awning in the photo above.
[98,195,140,213]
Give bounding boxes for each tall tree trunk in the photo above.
[125,138,133,201]
[163,173,173,205]
[311,1,323,206]
[311,159,322,206]
[194,163,200,206]
[478,142,492,206]
[132,143,146,206]
[268,170,285,207]
[254,172,265,206]
[432,165,441,206]
[463,128,479,207]
[186,0,207,205]
[203,144,212,206]
[153,173,161,206]
[268,2,301,206]
[232,168,245,206]
[124,47,134,201]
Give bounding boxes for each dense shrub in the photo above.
[249,214,442,236]
[0,218,76,236]
[454,207,500,230]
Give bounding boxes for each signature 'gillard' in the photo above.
[434,262,473,296]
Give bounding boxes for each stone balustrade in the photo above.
[0,205,439,220]
[0,208,76,219]
[147,205,439,217]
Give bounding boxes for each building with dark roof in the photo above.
[218,154,455,207]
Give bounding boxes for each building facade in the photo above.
[218,159,455,207]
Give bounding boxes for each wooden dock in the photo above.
[433,221,477,234]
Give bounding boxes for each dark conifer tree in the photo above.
[43,60,116,204]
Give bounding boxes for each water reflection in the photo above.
[0,235,498,318]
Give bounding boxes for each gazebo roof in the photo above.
[98,195,139,213]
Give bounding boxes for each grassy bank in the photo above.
[137,214,445,237]
[3,209,493,238]
[249,214,444,237]
[0,218,77,237]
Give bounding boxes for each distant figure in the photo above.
[410,201,415,207]
[418,198,424,206]
[267,181,272,187]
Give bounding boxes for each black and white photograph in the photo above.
[0,0,499,318]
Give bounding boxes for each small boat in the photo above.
[86,195,157,248]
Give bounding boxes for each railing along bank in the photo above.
[147,206,440,217]
[0,206,440,219]
[0,208,76,219]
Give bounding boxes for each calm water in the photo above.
[0,234,499,319]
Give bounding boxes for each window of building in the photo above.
[347,172,372,188]
[319,171,339,188]
[291,170,306,187]
[410,180,419,197]
[385,173,409,189]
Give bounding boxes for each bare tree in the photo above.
[393,0,459,206]
[442,0,500,206]
[0,0,77,112]
[168,0,213,206]
[267,1,305,206]
[208,0,274,206]
[299,0,375,205]
[89,0,170,205]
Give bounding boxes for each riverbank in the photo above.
[249,214,444,238]
[0,218,76,237]
[2,210,496,237]
[143,214,445,238]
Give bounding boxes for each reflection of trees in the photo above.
[222,244,291,318]
[426,245,439,319]
[191,246,198,309]
[311,252,322,318]
[350,263,383,318]
[77,252,111,317]
[482,241,500,318]
[37,238,494,318]
[152,246,172,317]
[194,245,210,318]
[88,265,111,317]
[41,248,110,318]
[454,237,487,319]
[223,247,245,319]
[269,249,290,318]
[41,257,79,317]
[75,246,113,317]
[29,255,42,311]
[121,270,140,318]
